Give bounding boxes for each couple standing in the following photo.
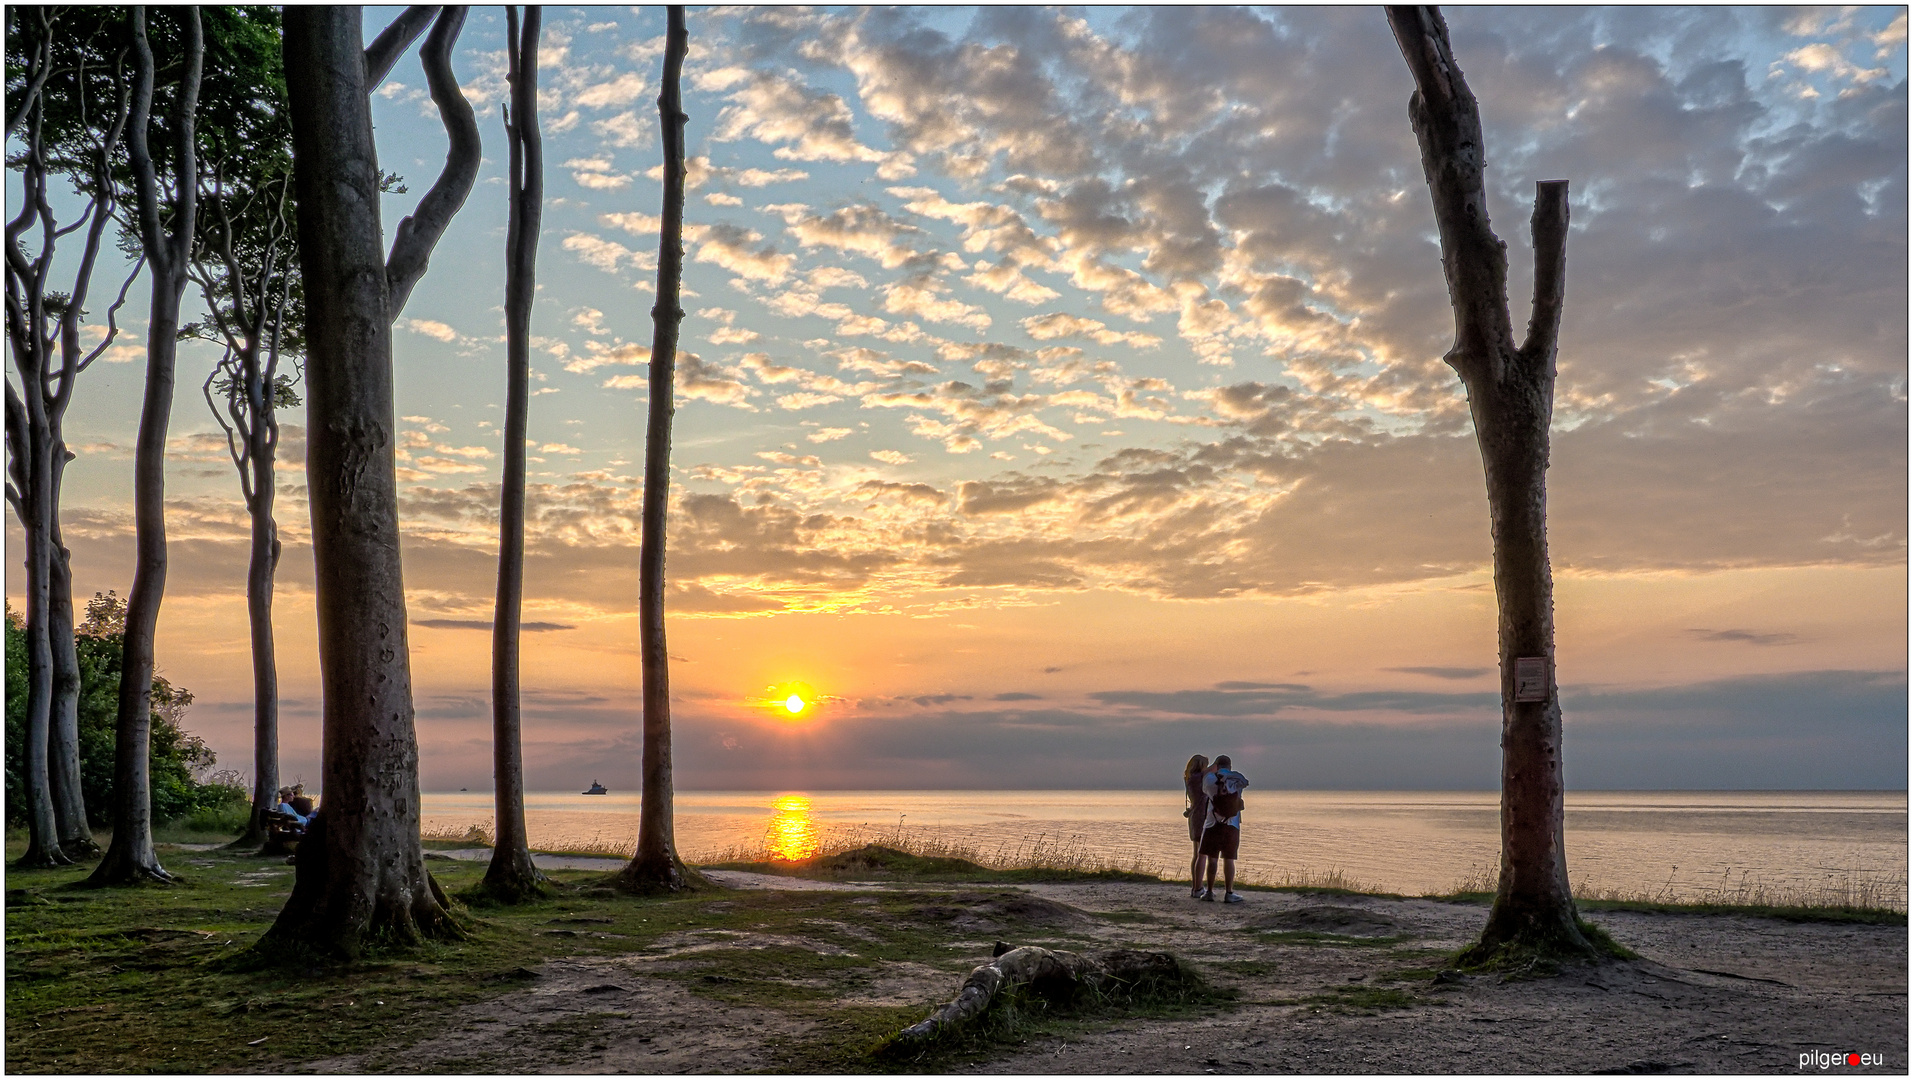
[1183,754,1248,903]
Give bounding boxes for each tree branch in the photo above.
[5,9,57,139]
[1519,180,1569,370]
[124,7,166,277]
[77,254,144,374]
[1384,4,1516,384]
[364,5,440,93]
[385,6,479,320]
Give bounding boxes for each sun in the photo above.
[763,682,821,721]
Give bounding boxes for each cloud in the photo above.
[1020,312,1159,348]
[403,318,460,343]
[591,111,646,149]
[574,71,647,108]
[1686,628,1802,647]
[692,223,796,284]
[563,156,632,189]
[414,619,576,632]
[706,66,915,176]
[1389,667,1494,681]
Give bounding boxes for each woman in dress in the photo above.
[1183,754,1211,897]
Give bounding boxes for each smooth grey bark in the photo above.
[482,4,546,902]
[1386,5,1589,961]
[5,8,135,868]
[619,5,693,894]
[91,5,202,888]
[265,5,477,956]
[48,514,96,853]
[362,4,438,91]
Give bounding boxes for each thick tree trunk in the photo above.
[620,5,692,895]
[263,6,463,956]
[48,516,95,855]
[90,5,200,888]
[482,4,545,903]
[1386,5,1589,963]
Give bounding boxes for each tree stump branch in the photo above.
[895,945,1187,1043]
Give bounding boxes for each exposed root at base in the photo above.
[888,944,1197,1047]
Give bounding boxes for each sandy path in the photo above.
[296,875,1906,1075]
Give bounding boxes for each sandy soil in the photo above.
[296,872,1907,1075]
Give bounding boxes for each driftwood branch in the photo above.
[895,945,1186,1043]
[363,5,440,93]
[385,6,479,320]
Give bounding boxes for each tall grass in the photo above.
[690,817,1160,878]
[1441,859,1908,913]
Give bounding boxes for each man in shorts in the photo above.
[1198,755,1249,903]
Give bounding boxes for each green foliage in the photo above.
[4,607,26,822]
[4,595,243,829]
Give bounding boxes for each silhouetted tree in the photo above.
[481,4,547,903]
[84,5,204,887]
[183,5,301,851]
[4,6,137,867]
[1386,5,1592,963]
[262,4,479,957]
[619,4,695,895]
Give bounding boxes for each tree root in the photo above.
[893,945,1191,1044]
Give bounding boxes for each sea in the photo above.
[418,789,1909,909]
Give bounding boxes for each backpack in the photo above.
[1210,781,1243,819]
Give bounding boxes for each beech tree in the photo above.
[1386,5,1593,962]
[263,4,479,956]
[184,5,300,852]
[3,7,137,867]
[88,5,204,887]
[481,4,547,903]
[618,5,694,894]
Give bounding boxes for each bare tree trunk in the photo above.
[12,397,66,868]
[234,394,281,850]
[264,5,475,957]
[90,5,201,887]
[47,511,96,855]
[1386,5,1589,963]
[482,4,545,903]
[619,4,693,895]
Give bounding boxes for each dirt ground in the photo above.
[297,869,1907,1075]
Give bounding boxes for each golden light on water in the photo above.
[765,794,819,861]
[784,694,806,714]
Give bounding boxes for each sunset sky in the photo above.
[8,6,1907,793]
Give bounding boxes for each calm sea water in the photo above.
[418,789,1909,907]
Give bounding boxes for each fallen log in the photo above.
[895,944,1189,1043]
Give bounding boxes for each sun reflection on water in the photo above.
[765,794,819,861]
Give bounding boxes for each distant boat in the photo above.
[583,780,609,795]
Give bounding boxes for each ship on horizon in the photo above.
[583,780,609,796]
